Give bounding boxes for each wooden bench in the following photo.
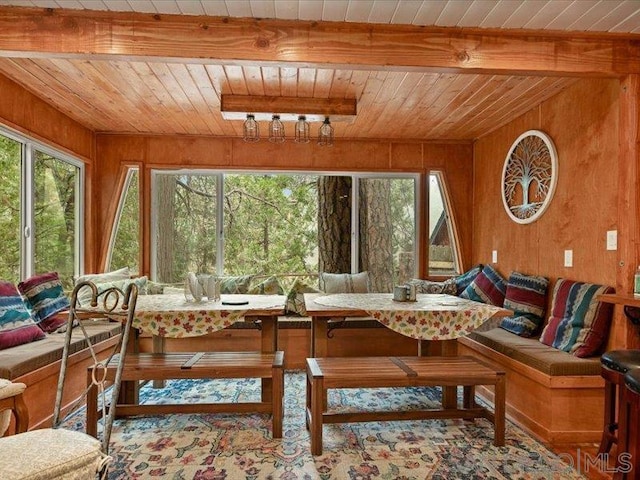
[87,351,284,438]
[305,355,505,455]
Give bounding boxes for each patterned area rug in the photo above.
[66,372,585,479]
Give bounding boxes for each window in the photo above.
[150,171,419,292]
[359,177,416,291]
[108,168,140,274]
[0,127,84,288]
[428,172,460,276]
[0,134,21,283]
[152,172,219,283]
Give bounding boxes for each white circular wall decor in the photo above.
[501,130,558,224]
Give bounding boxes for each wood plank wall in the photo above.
[95,135,474,277]
[472,78,626,348]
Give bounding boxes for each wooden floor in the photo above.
[551,443,615,480]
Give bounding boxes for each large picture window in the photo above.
[0,127,84,288]
[149,171,420,292]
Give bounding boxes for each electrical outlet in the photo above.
[564,249,573,267]
[606,230,617,250]
[492,250,498,263]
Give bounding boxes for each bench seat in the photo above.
[306,355,505,455]
[0,320,122,433]
[87,351,285,438]
[0,321,121,380]
[458,328,604,445]
[465,328,601,376]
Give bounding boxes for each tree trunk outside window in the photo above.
[156,175,176,283]
[359,179,394,293]
[317,176,351,276]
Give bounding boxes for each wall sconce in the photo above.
[294,115,310,144]
[317,117,334,147]
[243,114,259,143]
[268,115,285,143]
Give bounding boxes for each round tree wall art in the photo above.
[501,130,558,224]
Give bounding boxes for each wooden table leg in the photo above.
[152,335,166,389]
[494,373,506,446]
[420,339,459,409]
[258,316,277,402]
[311,317,329,358]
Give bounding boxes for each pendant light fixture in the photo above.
[294,115,310,143]
[317,117,334,147]
[242,114,260,142]
[268,115,285,143]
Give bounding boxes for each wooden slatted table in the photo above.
[305,355,505,455]
[87,350,284,438]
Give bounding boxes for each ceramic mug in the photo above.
[393,285,408,302]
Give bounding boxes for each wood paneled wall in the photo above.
[472,78,625,347]
[95,134,473,277]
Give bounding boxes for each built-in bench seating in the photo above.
[0,320,121,433]
[458,328,605,445]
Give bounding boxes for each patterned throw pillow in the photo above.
[539,278,614,357]
[407,278,457,295]
[248,276,284,295]
[18,272,70,332]
[454,265,483,295]
[0,281,46,350]
[459,264,507,306]
[285,278,321,316]
[499,272,549,337]
[321,272,370,294]
[219,275,255,294]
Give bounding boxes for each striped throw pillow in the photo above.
[0,281,45,350]
[499,272,549,337]
[539,278,614,357]
[454,265,483,295]
[18,272,70,332]
[459,264,507,306]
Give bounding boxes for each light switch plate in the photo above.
[606,230,617,250]
[564,249,573,267]
[492,250,498,263]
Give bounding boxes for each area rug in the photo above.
[65,371,585,479]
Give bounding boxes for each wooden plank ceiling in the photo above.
[0,0,637,140]
[0,58,577,140]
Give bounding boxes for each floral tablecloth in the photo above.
[131,294,285,338]
[313,293,508,341]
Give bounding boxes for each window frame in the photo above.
[0,123,85,281]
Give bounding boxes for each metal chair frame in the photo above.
[52,280,139,456]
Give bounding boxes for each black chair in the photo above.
[599,350,640,472]
[623,368,640,479]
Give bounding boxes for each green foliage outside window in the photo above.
[0,135,21,283]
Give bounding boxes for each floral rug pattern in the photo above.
[65,372,585,479]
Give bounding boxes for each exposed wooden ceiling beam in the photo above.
[220,95,357,122]
[0,6,637,77]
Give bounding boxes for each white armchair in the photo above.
[0,378,110,479]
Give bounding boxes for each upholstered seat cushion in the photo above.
[601,349,640,374]
[0,321,121,379]
[467,328,601,376]
[0,428,108,479]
